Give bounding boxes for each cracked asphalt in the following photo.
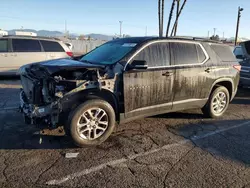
[0,78,250,188]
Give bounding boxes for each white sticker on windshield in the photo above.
[122,43,137,47]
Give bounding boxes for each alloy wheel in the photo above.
[77,108,109,140]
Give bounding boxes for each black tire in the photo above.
[202,86,230,118]
[69,99,116,147]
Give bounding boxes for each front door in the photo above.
[123,41,175,119]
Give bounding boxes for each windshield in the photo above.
[80,42,137,65]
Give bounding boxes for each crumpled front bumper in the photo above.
[20,89,60,125]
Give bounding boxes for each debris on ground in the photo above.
[65,153,79,158]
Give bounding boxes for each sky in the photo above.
[0,0,250,38]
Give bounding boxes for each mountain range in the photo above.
[7,29,114,41]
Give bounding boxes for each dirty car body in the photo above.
[19,37,240,147]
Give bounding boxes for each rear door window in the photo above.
[40,40,64,52]
[12,39,41,52]
[170,42,206,65]
[0,39,8,52]
[132,42,170,67]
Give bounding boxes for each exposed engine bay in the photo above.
[19,59,123,127]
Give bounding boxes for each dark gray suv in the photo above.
[19,37,240,147]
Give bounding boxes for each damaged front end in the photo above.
[19,58,122,127]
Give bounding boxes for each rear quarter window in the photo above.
[40,40,64,52]
[0,39,8,52]
[210,44,236,62]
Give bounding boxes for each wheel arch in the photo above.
[209,78,234,101]
[62,88,120,121]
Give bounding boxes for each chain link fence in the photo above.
[68,40,107,55]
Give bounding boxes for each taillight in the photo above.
[233,65,241,71]
[66,51,73,57]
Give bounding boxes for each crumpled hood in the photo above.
[20,58,106,75]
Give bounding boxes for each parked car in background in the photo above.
[236,40,250,87]
[233,46,244,60]
[64,42,73,51]
[0,35,73,75]
[19,37,240,147]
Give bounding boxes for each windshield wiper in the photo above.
[81,60,95,64]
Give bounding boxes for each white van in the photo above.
[0,36,73,75]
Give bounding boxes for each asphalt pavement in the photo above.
[0,78,250,188]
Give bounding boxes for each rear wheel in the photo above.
[202,86,230,118]
[69,99,116,147]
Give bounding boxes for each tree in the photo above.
[210,35,220,41]
[170,0,187,36]
[158,0,165,37]
[166,0,176,37]
[161,0,164,37]
[158,0,162,37]
[78,35,85,40]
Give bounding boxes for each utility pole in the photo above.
[174,0,180,36]
[223,32,225,40]
[65,20,67,38]
[207,31,210,39]
[235,6,244,46]
[119,21,123,38]
[213,28,216,36]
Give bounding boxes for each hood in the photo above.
[20,58,106,75]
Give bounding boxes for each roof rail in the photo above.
[2,35,61,41]
[168,36,223,44]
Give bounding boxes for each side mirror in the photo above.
[130,60,148,70]
[236,54,244,59]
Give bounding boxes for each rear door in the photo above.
[9,39,46,72]
[0,38,11,73]
[123,41,175,119]
[40,40,68,60]
[170,41,212,110]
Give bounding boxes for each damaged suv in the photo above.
[19,37,240,147]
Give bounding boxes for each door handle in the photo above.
[205,68,211,73]
[162,71,173,77]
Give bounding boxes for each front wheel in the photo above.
[202,86,230,118]
[69,99,116,147]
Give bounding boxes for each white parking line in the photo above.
[46,120,250,186]
[0,106,19,111]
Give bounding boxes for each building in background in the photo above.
[0,30,8,36]
[15,31,37,36]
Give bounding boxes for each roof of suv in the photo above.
[0,35,61,41]
[110,36,223,45]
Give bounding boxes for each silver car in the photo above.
[0,36,72,75]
